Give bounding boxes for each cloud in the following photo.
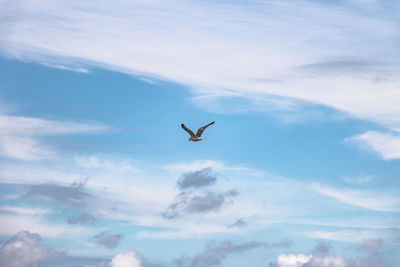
[296,59,384,74]
[67,212,96,224]
[164,167,238,219]
[94,231,122,249]
[313,183,400,212]
[358,239,384,250]
[0,205,50,216]
[311,242,331,255]
[304,230,386,243]
[347,131,400,160]
[272,253,314,267]
[0,114,109,161]
[269,239,394,267]
[271,245,394,267]
[163,191,238,219]
[342,174,373,184]
[1,0,399,131]
[175,240,266,267]
[177,168,217,189]
[0,231,61,267]
[26,179,93,207]
[97,251,143,267]
[228,218,247,228]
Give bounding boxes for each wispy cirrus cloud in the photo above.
[1,0,399,131]
[346,130,400,160]
[0,114,110,161]
[313,183,400,212]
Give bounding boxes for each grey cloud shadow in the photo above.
[295,59,388,74]
[227,218,247,228]
[93,231,122,249]
[163,168,238,219]
[175,239,292,267]
[25,178,92,208]
[177,168,217,190]
[67,212,96,225]
[163,190,238,219]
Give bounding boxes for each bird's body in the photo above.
[181,121,215,142]
[189,137,204,142]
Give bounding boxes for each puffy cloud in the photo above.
[271,254,347,267]
[108,251,142,267]
[97,251,143,267]
[94,231,122,249]
[177,168,217,189]
[273,254,313,267]
[270,239,394,267]
[0,231,61,267]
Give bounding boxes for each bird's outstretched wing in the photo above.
[196,121,215,137]
[181,123,196,137]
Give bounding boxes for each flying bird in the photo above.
[181,121,215,142]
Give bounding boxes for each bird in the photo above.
[181,121,215,142]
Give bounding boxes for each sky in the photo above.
[0,0,399,266]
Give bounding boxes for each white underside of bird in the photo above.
[181,121,215,142]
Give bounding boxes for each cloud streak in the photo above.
[0,114,109,161]
[1,0,399,131]
[313,183,400,212]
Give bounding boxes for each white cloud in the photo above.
[305,230,384,243]
[342,174,373,184]
[1,157,398,242]
[0,213,95,238]
[275,253,313,267]
[347,130,400,160]
[274,253,346,267]
[313,183,400,212]
[107,251,142,267]
[0,114,109,161]
[0,205,51,216]
[1,0,399,130]
[0,231,61,267]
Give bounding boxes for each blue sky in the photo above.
[0,0,399,266]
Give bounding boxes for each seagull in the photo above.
[181,121,215,142]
